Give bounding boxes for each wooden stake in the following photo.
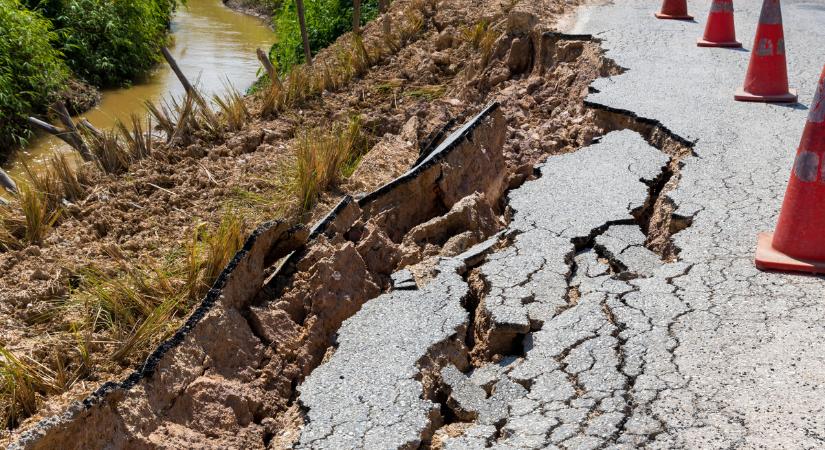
[353,0,362,35]
[78,119,103,140]
[162,47,195,97]
[161,46,218,126]
[0,168,17,195]
[53,102,95,162]
[27,102,95,163]
[256,48,278,82]
[295,0,313,65]
[380,0,391,37]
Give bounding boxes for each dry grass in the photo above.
[0,206,21,251]
[0,346,60,429]
[291,117,364,212]
[461,20,500,66]
[185,215,246,301]
[18,184,60,245]
[213,87,250,132]
[85,129,131,175]
[48,153,88,202]
[62,214,247,366]
[0,153,89,249]
[116,114,153,160]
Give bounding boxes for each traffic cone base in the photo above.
[734,87,797,103]
[755,232,825,274]
[654,12,694,20]
[697,38,742,48]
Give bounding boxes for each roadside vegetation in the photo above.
[270,0,380,72]
[31,0,179,87]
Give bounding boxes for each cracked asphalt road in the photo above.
[297,1,825,448]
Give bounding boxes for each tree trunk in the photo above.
[353,0,361,35]
[161,47,195,97]
[295,0,313,65]
[161,46,218,125]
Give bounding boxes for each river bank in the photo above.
[1,0,602,443]
[4,0,276,180]
[222,0,277,22]
[0,0,180,158]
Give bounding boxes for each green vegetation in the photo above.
[0,0,69,150]
[1,0,177,153]
[270,0,380,72]
[45,0,178,87]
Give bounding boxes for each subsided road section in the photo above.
[296,1,825,448]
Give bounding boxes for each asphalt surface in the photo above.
[297,1,825,448]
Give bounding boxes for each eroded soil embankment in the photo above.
[2,0,587,436]
[7,4,625,450]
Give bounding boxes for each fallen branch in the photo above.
[296,0,313,65]
[380,0,391,38]
[353,0,362,35]
[28,103,96,162]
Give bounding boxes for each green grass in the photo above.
[404,84,446,100]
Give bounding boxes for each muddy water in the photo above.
[4,0,275,179]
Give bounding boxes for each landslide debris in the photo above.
[2,0,615,446]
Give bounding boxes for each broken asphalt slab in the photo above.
[297,130,670,447]
[297,1,825,448]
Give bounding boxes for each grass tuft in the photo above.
[85,128,131,175]
[116,114,153,161]
[292,117,365,212]
[48,153,88,202]
[19,183,60,245]
[213,87,250,132]
[0,346,59,429]
[63,214,247,365]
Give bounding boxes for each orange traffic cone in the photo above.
[735,0,797,102]
[655,0,693,20]
[755,65,825,274]
[698,0,741,47]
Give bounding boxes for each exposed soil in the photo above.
[1,0,616,446]
[222,0,277,23]
[59,79,102,117]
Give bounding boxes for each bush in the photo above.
[49,0,177,87]
[0,0,69,151]
[270,0,379,73]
